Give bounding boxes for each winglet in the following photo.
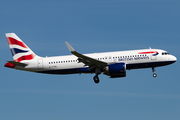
[65,41,75,52]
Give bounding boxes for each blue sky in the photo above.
[0,0,180,120]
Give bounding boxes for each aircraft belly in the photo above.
[126,61,176,69]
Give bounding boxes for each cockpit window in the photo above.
[162,52,170,55]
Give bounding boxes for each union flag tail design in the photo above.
[5,33,37,62]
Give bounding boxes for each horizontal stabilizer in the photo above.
[7,61,28,67]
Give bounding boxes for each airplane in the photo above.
[4,33,177,84]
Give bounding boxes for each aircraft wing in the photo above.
[65,42,107,69]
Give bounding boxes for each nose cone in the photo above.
[171,55,177,62]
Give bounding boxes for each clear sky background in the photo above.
[0,0,180,120]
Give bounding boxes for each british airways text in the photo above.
[118,56,149,61]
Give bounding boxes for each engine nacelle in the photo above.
[103,63,126,78]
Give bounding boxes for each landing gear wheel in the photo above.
[152,67,157,78]
[153,73,157,78]
[93,76,100,84]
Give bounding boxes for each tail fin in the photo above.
[5,33,37,62]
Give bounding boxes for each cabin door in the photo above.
[38,59,43,69]
[151,54,157,60]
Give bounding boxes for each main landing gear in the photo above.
[93,68,101,84]
[152,67,157,78]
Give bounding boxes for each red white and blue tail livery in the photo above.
[5,33,177,84]
[6,33,39,62]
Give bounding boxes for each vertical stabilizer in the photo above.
[5,33,38,62]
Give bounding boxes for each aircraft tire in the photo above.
[93,76,100,84]
[153,73,157,78]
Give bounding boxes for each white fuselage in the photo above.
[17,49,176,74]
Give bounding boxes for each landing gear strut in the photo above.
[152,67,157,78]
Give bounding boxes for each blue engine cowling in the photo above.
[103,63,126,78]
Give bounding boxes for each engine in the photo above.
[103,63,126,78]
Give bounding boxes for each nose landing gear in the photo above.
[152,67,157,78]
